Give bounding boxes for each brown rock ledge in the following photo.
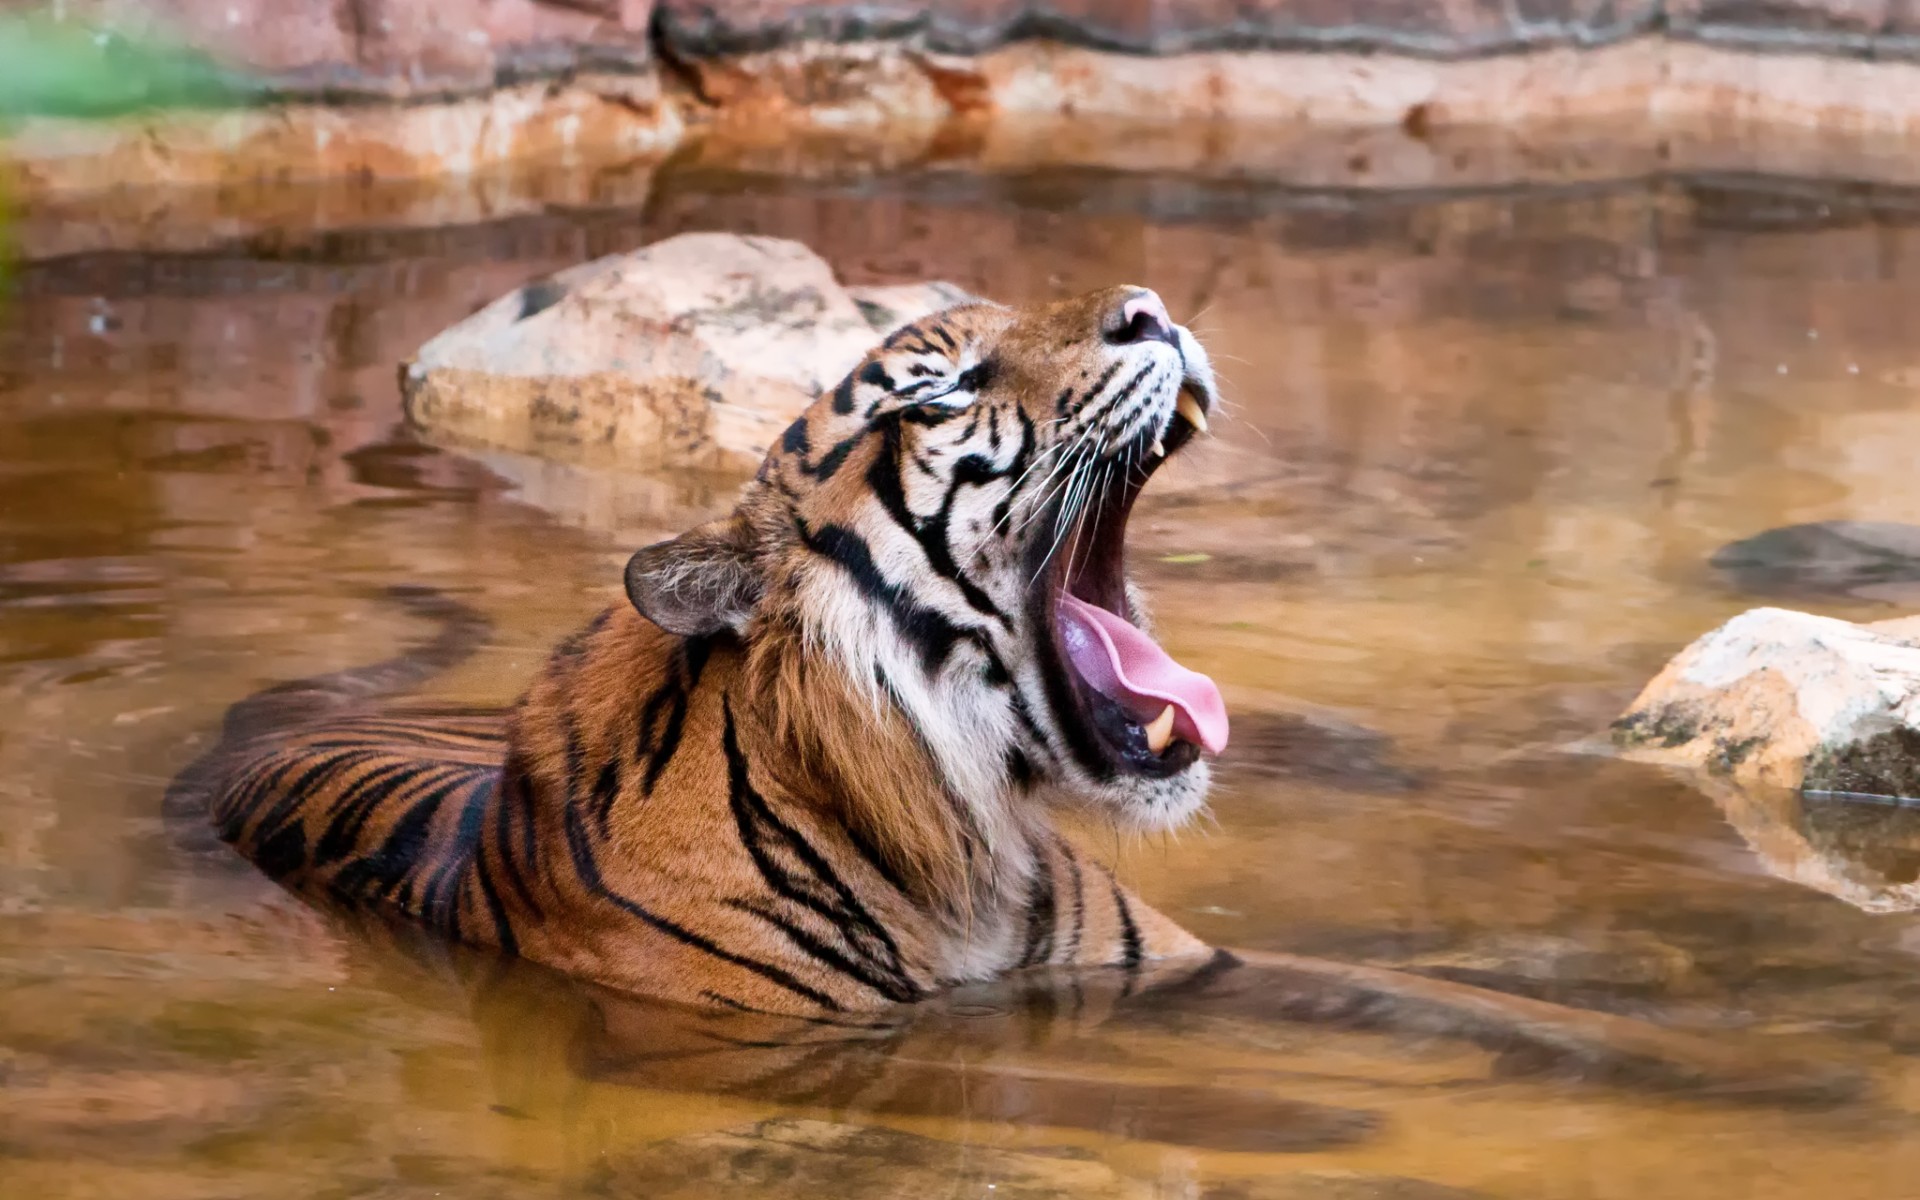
[14,12,1920,203]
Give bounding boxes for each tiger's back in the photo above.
[206,705,507,934]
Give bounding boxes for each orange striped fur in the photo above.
[181,287,1226,1015]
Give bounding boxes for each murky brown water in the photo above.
[8,166,1920,1198]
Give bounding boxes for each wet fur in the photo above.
[179,290,1218,1015]
[171,293,1867,1107]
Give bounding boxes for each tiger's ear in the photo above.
[623,514,762,638]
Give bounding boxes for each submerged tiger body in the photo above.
[201,665,1195,1014]
[185,286,1230,1015]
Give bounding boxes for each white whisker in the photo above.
[1034,446,1100,585]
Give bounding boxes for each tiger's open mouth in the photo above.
[1038,381,1229,778]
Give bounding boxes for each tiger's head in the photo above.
[625,287,1226,857]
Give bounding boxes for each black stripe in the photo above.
[841,819,914,898]
[1004,747,1037,788]
[634,637,710,799]
[959,359,994,393]
[632,676,678,777]
[591,756,622,829]
[641,681,690,797]
[250,820,309,883]
[866,422,1006,625]
[721,704,921,1003]
[698,989,893,1031]
[801,431,863,481]
[329,767,468,905]
[419,771,493,927]
[1063,846,1085,961]
[782,415,811,456]
[474,849,520,956]
[233,745,358,834]
[491,766,544,915]
[900,403,962,426]
[1073,361,1123,415]
[1019,853,1057,968]
[726,898,918,1005]
[512,769,540,876]
[798,519,969,676]
[554,607,613,662]
[559,766,845,1012]
[990,409,1036,530]
[324,763,457,878]
[859,360,895,392]
[311,761,431,866]
[234,746,371,848]
[1111,878,1143,970]
[1095,362,1155,426]
[723,703,914,950]
[682,635,713,686]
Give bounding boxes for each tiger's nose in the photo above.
[1106,290,1178,348]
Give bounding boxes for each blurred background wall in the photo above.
[7,0,1920,212]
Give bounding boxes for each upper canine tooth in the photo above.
[1176,391,1209,434]
[1144,705,1176,754]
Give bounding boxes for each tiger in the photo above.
[168,285,1866,1109]
[177,285,1233,1017]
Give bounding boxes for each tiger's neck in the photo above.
[740,618,1043,918]
[505,605,1044,931]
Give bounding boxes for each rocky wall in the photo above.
[31,0,1920,99]
[10,0,1920,206]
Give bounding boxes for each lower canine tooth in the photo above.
[1176,391,1209,434]
[1144,705,1176,754]
[1150,436,1166,458]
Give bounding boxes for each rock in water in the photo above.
[1710,521,1920,600]
[1613,608,1920,799]
[401,234,972,472]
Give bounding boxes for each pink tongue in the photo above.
[1056,593,1229,755]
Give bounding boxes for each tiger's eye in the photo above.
[955,359,997,393]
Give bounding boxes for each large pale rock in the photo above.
[401,233,971,471]
[1613,607,1920,798]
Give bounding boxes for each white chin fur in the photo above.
[1061,758,1210,834]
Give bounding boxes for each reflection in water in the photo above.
[347,896,1862,1137]
[9,168,1920,1197]
[382,928,1383,1158]
[1701,778,1920,914]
